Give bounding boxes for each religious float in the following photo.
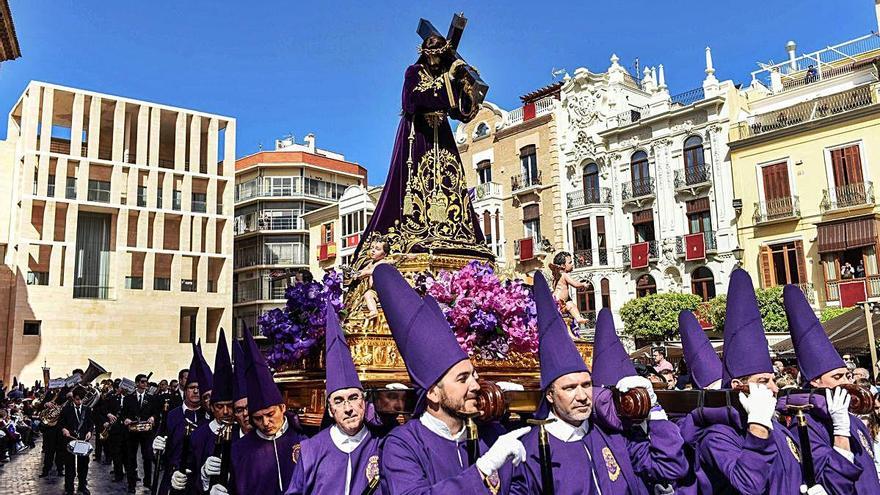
[262,14,593,426]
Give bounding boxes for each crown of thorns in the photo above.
[418,40,451,56]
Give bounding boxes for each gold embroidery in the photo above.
[291,443,301,464]
[859,430,874,459]
[414,69,443,93]
[365,455,380,481]
[603,447,621,482]
[481,469,501,495]
[786,436,800,462]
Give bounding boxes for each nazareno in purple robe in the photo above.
[511,417,687,495]
[351,63,489,269]
[230,415,307,495]
[158,406,211,495]
[188,420,241,494]
[284,426,382,495]
[693,407,804,495]
[380,418,512,494]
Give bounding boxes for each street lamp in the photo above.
[731,246,745,269]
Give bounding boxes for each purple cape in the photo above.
[285,426,383,495]
[230,416,307,495]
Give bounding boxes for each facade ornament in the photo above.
[671,120,695,134]
[565,87,602,128]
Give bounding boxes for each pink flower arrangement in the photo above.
[425,261,539,359]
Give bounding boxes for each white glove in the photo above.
[739,383,775,430]
[152,435,166,452]
[826,387,851,437]
[802,484,828,495]
[475,426,530,476]
[496,381,524,392]
[616,375,657,407]
[654,483,675,495]
[210,485,229,495]
[171,470,189,490]
[385,382,409,390]
[201,455,222,481]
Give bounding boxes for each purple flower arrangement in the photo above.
[258,270,344,369]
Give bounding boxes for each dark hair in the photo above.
[135,374,147,383]
[72,388,86,399]
[552,251,571,266]
[178,369,188,379]
[417,34,454,68]
[372,237,391,255]
[653,347,666,357]
[298,269,314,283]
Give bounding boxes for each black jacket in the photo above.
[60,403,94,441]
[121,391,155,424]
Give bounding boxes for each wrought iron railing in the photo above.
[674,231,718,256]
[511,171,542,192]
[674,166,710,188]
[670,87,705,106]
[573,250,593,268]
[567,187,612,208]
[753,196,800,224]
[474,181,503,201]
[825,276,880,302]
[820,181,874,211]
[621,240,659,265]
[622,177,655,200]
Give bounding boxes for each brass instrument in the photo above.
[39,399,66,427]
[128,421,153,433]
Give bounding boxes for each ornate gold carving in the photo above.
[414,68,443,94]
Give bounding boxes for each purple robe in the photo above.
[512,418,687,495]
[285,426,382,495]
[380,419,512,494]
[188,420,240,494]
[672,414,713,495]
[159,406,211,495]
[231,416,307,495]
[352,63,488,267]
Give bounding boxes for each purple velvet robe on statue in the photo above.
[285,427,382,495]
[352,63,487,267]
[231,416,307,495]
[159,407,210,495]
[380,419,511,495]
[511,418,687,495]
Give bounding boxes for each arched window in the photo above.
[576,282,596,315]
[636,274,657,298]
[683,136,706,184]
[601,277,611,308]
[474,122,490,139]
[583,163,599,202]
[691,266,715,301]
[630,151,650,196]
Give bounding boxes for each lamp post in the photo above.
[862,301,879,378]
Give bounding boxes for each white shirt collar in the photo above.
[255,417,289,441]
[330,424,368,454]
[209,419,223,435]
[419,411,466,442]
[544,411,590,443]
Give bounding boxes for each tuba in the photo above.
[81,359,108,386]
[39,400,64,427]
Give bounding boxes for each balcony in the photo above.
[567,187,612,209]
[318,242,337,262]
[670,87,706,107]
[514,237,548,261]
[234,246,308,269]
[342,233,361,249]
[234,177,345,203]
[825,276,880,303]
[181,280,197,292]
[674,166,711,192]
[506,96,555,126]
[674,231,718,258]
[511,171,542,193]
[621,240,659,265]
[572,248,608,269]
[234,212,305,235]
[474,181,503,202]
[730,84,878,142]
[621,177,655,204]
[611,107,647,128]
[753,196,800,225]
[73,285,112,300]
[820,181,875,212]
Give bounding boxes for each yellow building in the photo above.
[730,33,880,309]
[0,81,236,383]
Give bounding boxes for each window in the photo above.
[65,177,77,199]
[632,209,655,243]
[125,276,144,289]
[830,144,863,188]
[172,190,182,211]
[477,160,492,184]
[48,175,55,197]
[27,271,49,286]
[192,193,207,213]
[630,151,650,183]
[154,277,171,291]
[342,212,364,237]
[636,274,657,298]
[601,278,611,308]
[520,145,538,183]
[474,122,490,139]
[137,186,147,207]
[23,321,41,336]
[761,162,791,202]
[683,136,705,177]
[572,218,591,252]
[268,177,294,196]
[576,282,596,314]
[760,241,806,287]
[691,266,716,301]
[87,180,111,203]
[181,279,196,292]
[523,204,541,242]
[596,217,607,264]
[583,163,599,202]
[157,187,163,208]
[686,198,712,234]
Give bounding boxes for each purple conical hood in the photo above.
[242,326,284,414]
[722,269,772,386]
[373,264,467,391]
[195,341,214,394]
[591,308,636,387]
[678,311,721,389]
[784,284,845,382]
[187,344,201,389]
[211,329,233,403]
[232,338,248,402]
[324,305,363,396]
[534,272,588,390]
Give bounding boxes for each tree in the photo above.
[820,306,855,323]
[619,293,702,339]
[698,286,789,334]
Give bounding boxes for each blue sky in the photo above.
[0,1,876,184]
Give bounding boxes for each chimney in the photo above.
[303,133,316,153]
[786,41,797,70]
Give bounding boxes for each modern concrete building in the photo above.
[232,134,367,335]
[0,81,236,383]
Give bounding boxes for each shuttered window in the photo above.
[830,145,863,187]
[523,204,540,221]
[761,162,790,200]
[759,241,806,287]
